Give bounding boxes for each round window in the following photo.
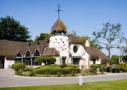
[73,45,78,53]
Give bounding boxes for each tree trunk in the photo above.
[107,41,111,60]
[107,43,111,59]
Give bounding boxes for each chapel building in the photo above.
[0,18,108,69]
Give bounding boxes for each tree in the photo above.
[93,22,123,59]
[0,16,30,41]
[78,35,102,49]
[34,57,56,65]
[121,55,127,63]
[109,55,119,64]
[35,33,51,41]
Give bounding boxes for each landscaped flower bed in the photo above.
[12,63,80,77]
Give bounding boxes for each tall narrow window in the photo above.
[24,50,31,65]
[25,51,30,57]
[16,52,22,57]
[33,49,40,56]
[93,59,96,64]
[33,49,41,65]
[15,53,22,63]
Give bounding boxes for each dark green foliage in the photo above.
[0,16,30,41]
[122,55,127,63]
[109,55,119,64]
[34,57,56,65]
[12,63,26,71]
[35,33,51,41]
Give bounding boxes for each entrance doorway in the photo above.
[0,56,5,69]
[62,57,66,64]
[72,58,80,65]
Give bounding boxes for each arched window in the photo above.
[15,52,22,63]
[24,50,31,65]
[25,51,30,57]
[16,52,22,57]
[33,49,40,56]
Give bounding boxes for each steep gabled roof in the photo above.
[0,40,27,59]
[42,47,59,57]
[67,34,82,44]
[84,47,109,64]
[0,40,49,59]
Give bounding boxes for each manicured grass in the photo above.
[1,79,127,90]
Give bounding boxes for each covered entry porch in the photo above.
[71,56,81,65]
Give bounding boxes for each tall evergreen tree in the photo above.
[0,16,30,41]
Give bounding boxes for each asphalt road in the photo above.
[0,69,127,88]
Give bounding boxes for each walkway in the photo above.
[0,69,127,88]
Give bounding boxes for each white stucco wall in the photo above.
[55,57,61,64]
[89,59,101,65]
[4,58,15,69]
[70,44,91,69]
[66,57,72,64]
[49,35,69,57]
[70,44,90,60]
[49,35,101,69]
[96,59,101,64]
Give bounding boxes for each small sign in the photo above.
[79,75,83,85]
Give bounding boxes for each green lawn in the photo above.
[1,79,127,90]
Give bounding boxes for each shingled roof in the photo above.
[42,47,59,57]
[0,40,27,59]
[67,34,82,44]
[0,40,49,59]
[84,47,109,64]
[51,18,67,34]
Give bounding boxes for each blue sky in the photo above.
[0,0,127,56]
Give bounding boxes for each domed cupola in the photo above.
[51,18,67,35]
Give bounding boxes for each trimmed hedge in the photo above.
[33,64,80,76]
[12,63,26,71]
[34,57,56,65]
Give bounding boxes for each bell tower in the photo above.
[49,4,69,62]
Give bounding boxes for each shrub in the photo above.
[29,71,35,76]
[62,67,73,74]
[88,68,97,75]
[119,63,127,72]
[91,64,101,70]
[60,64,67,68]
[34,57,56,65]
[115,64,120,73]
[32,64,80,76]
[33,65,62,75]
[12,63,26,71]
[71,68,80,76]
[23,67,33,72]
[66,64,79,68]
[90,64,106,74]
[15,71,23,75]
[109,55,119,64]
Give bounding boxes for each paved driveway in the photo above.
[1,69,127,88]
